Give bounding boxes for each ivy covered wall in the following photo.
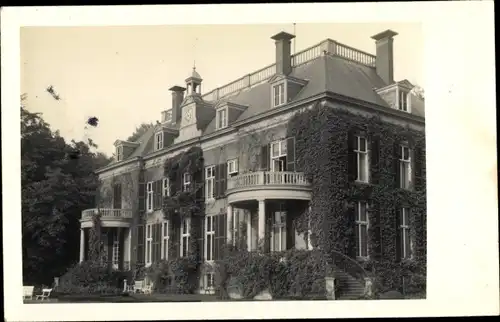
[286,102,426,294]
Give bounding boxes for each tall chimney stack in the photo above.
[271,31,296,76]
[371,29,398,85]
[169,85,186,124]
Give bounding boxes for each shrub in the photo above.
[214,248,328,300]
[58,261,129,295]
[144,256,199,294]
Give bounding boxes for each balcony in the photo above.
[226,171,312,204]
[80,208,133,228]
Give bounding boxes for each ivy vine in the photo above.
[286,104,426,294]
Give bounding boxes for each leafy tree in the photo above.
[126,122,154,142]
[21,100,112,285]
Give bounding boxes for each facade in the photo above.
[79,29,425,295]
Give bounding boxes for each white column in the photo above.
[127,228,132,269]
[258,199,266,248]
[79,229,85,262]
[246,211,252,251]
[227,204,233,244]
[307,205,313,250]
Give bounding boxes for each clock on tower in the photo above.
[184,106,194,123]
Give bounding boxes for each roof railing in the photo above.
[202,39,376,101]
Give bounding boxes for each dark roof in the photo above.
[106,52,406,165]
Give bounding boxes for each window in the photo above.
[180,217,191,257]
[400,208,412,260]
[205,166,215,200]
[183,173,191,192]
[112,231,120,267]
[271,211,287,252]
[354,136,369,182]
[162,178,170,197]
[272,83,285,107]
[146,182,153,212]
[145,224,153,265]
[216,108,228,130]
[116,146,123,161]
[355,202,369,258]
[155,132,164,151]
[398,90,408,112]
[399,145,412,189]
[227,159,239,175]
[270,139,288,172]
[162,221,169,260]
[113,183,122,209]
[205,215,215,261]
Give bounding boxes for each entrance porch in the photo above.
[79,227,132,270]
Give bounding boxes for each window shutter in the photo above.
[395,208,402,262]
[214,165,220,199]
[260,144,269,171]
[394,142,401,188]
[370,137,380,185]
[286,137,296,172]
[346,204,357,258]
[170,218,180,259]
[214,212,227,260]
[113,184,122,209]
[138,172,146,214]
[347,131,357,182]
[414,146,423,191]
[219,163,227,198]
[157,223,162,262]
[198,216,205,261]
[136,225,145,265]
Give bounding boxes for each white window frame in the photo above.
[399,145,412,189]
[270,211,287,252]
[146,182,153,212]
[355,202,369,259]
[397,88,411,112]
[162,178,170,197]
[216,107,228,130]
[205,215,215,261]
[145,223,153,266]
[116,146,123,162]
[205,166,215,200]
[155,132,164,151]
[272,82,286,108]
[227,158,239,175]
[161,221,169,260]
[270,139,287,172]
[400,208,413,260]
[183,173,191,192]
[180,217,191,258]
[354,136,369,183]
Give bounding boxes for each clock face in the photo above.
[184,107,193,122]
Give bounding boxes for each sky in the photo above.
[21,23,422,156]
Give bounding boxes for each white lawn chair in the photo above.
[23,286,34,300]
[36,288,52,301]
[143,282,154,295]
[133,280,145,293]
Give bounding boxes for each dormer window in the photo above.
[116,145,123,162]
[272,82,286,107]
[216,107,228,130]
[398,89,409,112]
[155,132,164,151]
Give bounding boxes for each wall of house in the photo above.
[379,90,398,109]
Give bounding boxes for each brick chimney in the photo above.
[271,31,296,76]
[169,85,186,124]
[371,30,398,85]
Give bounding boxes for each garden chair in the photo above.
[36,288,52,301]
[23,286,34,300]
[143,281,154,295]
[133,280,145,293]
